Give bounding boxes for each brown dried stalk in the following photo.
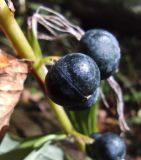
[107,76,130,131]
[28,6,84,41]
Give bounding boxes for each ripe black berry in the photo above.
[86,132,126,160]
[79,29,121,79]
[45,53,100,110]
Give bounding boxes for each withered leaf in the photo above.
[0,50,31,134]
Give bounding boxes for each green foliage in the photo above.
[24,144,65,160]
[0,133,68,160]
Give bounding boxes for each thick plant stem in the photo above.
[0,0,45,81]
[0,0,91,150]
[0,1,35,60]
[48,99,74,134]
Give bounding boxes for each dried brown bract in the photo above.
[0,50,31,135]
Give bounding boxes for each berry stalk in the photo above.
[0,0,91,150]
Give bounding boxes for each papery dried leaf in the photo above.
[0,52,10,68]
[0,50,31,133]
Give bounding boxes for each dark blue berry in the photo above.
[86,132,126,160]
[45,53,100,110]
[80,29,121,79]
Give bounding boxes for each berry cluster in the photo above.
[46,29,121,110]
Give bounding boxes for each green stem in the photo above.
[89,103,99,133]
[48,99,75,134]
[0,0,91,150]
[0,2,35,60]
[35,56,61,70]
[19,134,67,149]
[0,0,45,81]
[27,28,42,58]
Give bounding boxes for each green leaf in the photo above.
[24,143,64,160]
[0,133,67,160]
[0,134,32,160]
[0,134,20,154]
[0,148,33,160]
[27,28,42,58]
